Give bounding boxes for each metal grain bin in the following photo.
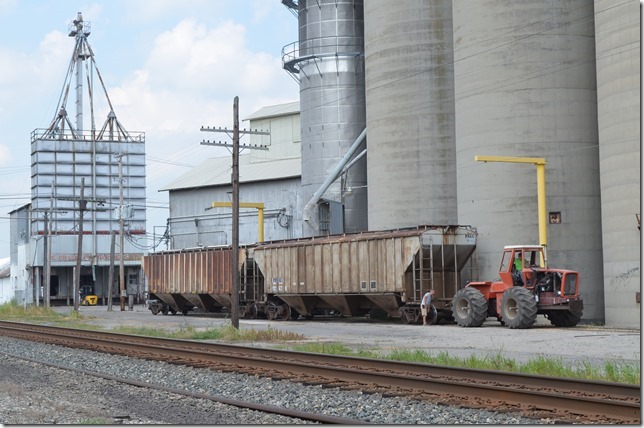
[251,226,477,321]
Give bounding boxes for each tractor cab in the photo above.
[499,245,545,288]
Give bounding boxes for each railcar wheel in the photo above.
[151,306,159,315]
[427,305,438,325]
[451,287,488,327]
[280,304,291,321]
[546,310,582,327]
[501,287,538,329]
[246,303,258,320]
[181,307,189,315]
[161,305,169,315]
[400,310,414,324]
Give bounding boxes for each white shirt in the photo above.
[421,292,432,306]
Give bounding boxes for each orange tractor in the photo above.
[452,245,583,329]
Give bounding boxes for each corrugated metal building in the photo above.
[161,102,303,248]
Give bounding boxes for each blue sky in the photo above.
[0,0,300,258]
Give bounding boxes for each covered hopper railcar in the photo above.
[252,225,477,323]
[142,225,478,323]
[142,245,266,318]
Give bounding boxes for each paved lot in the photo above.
[53,305,640,369]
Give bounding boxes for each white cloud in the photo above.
[0,144,12,166]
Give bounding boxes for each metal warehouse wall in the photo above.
[168,178,302,249]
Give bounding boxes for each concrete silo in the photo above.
[452,1,605,322]
[283,0,367,236]
[364,0,457,230]
[594,0,640,328]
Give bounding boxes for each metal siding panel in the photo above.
[341,241,350,293]
[313,245,322,293]
[332,242,347,293]
[322,244,331,293]
[395,237,403,290]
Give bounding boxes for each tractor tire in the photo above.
[501,287,538,329]
[547,310,582,327]
[451,287,488,327]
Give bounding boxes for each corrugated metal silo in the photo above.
[287,0,367,236]
[594,0,640,328]
[364,0,457,230]
[452,1,605,321]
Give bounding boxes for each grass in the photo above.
[0,301,638,385]
[288,342,640,384]
[113,323,305,342]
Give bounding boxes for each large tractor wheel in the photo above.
[546,310,582,327]
[452,287,488,327]
[501,287,538,329]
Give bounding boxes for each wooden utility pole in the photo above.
[117,153,126,311]
[231,99,240,327]
[73,178,85,312]
[43,213,49,307]
[107,229,116,311]
[200,97,268,329]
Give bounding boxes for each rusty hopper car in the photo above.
[142,245,264,317]
[251,225,478,323]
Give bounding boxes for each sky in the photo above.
[0,0,300,259]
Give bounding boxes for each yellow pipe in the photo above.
[211,201,265,242]
[475,155,547,266]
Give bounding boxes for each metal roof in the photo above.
[244,101,300,121]
[0,257,9,278]
[160,155,301,192]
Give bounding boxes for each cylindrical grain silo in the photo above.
[594,0,640,328]
[453,1,605,322]
[296,0,367,236]
[364,0,457,230]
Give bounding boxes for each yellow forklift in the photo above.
[80,283,98,306]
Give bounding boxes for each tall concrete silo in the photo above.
[594,0,640,328]
[452,1,605,322]
[283,0,367,236]
[364,0,457,230]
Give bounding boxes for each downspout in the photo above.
[302,127,367,228]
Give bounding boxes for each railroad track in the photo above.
[0,321,639,424]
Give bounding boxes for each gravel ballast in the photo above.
[0,336,551,425]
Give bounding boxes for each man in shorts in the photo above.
[421,289,435,325]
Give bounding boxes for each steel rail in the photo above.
[0,321,639,423]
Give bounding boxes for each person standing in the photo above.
[421,289,435,325]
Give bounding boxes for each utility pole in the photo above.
[45,181,54,307]
[73,178,85,312]
[43,212,49,307]
[57,179,106,312]
[116,153,126,311]
[107,229,116,311]
[200,97,268,329]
